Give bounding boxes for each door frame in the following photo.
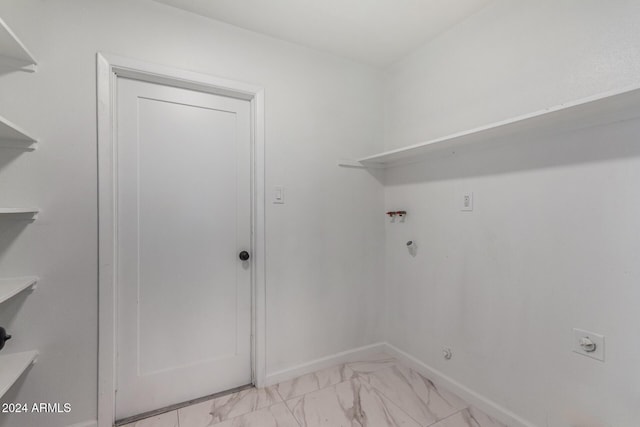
[96,53,266,427]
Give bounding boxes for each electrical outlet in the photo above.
[572,328,604,361]
[460,192,473,211]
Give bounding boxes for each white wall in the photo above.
[0,1,385,426]
[4,1,639,426]
[383,1,640,426]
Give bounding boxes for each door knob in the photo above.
[0,327,11,351]
[239,251,250,261]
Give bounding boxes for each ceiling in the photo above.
[152,0,493,67]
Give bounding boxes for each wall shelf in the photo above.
[0,15,38,406]
[0,17,37,72]
[0,277,37,305]
[0,351,38,399]
[344,85,640,169]
[0,208,38,215]
[0,115,37,149]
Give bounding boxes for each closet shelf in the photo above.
[0,208,38,215]
[0,115,37,148]
[0,17,37,72]
[0,351,38,399]
[344,85,640,169]
[0,277,37,305]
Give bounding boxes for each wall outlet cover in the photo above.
[572,328,605,362]
[460,192,473,211]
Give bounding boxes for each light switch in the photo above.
[460,192,473,211]
[273,186,284,204]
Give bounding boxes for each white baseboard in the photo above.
[264,342,387,386]
[67,421,97,427]
[382,343,537,427]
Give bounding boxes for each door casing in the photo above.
[96,53,266,427]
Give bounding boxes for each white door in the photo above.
[115,77,252,420]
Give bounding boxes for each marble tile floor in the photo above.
[122,353,508,427]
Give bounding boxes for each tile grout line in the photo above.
[275,381,304,427]
[277,359,411,426]
[277,365,358,427]
[274,384,287,404]
[354,371,426,427]
[203,387,289,427]
[283,398,303,427]
[275,365,346,401]
[354,362,469,427]
[351,377,412,427]
[424,409,464,427]
[277,360,391,402]
[280,362,422,427]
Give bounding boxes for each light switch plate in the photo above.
[572,328,605,361]
[460,192,473,211]
[273,186,284,204]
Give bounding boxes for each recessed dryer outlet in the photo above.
[572,328,605,361]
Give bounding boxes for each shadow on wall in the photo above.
[0,219,32,263]
[0,367,33,424]
[0,65,23,76]
[0,283,31,328]
[0,147,29,174]
[381,117,640,185]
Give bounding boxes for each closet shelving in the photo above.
[0,277,37,305]
[0,115,37,149]
[0,16,37,72]
[340,85,640,169]
[0,275,39,398]
[0,17,39,400]
[0,16,38,149]
[0,351,38,399]
[0,208,39,215]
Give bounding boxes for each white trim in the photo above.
[264,342,388,386]
[382,343,537,427]
[96,53,266,427]
[252,88,267,388]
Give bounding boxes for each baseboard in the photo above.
[67,421,97,427]
[382,343,537,427]
[264,342,387,386]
